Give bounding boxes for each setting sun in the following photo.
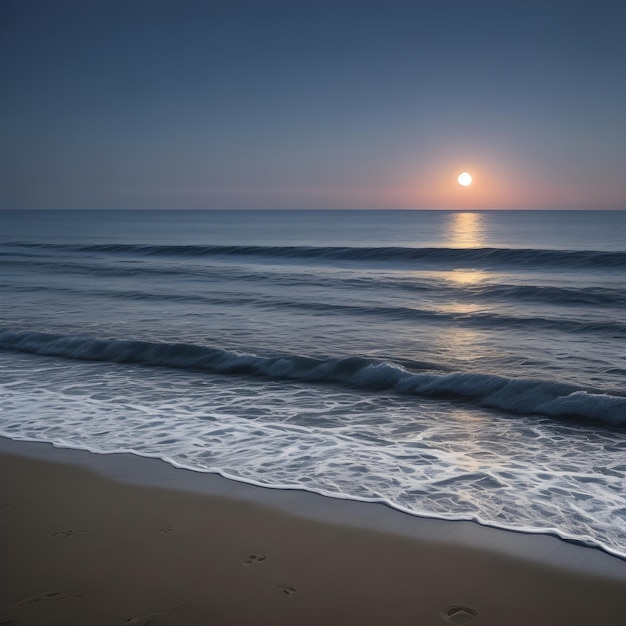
[458,171,473,187]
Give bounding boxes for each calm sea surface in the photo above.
[1,209,625,556]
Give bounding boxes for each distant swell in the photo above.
[1,328,624,426]
[6,242,626,269]
[2,282,624,335]
[2,257,626,307]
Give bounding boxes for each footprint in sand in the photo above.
[240,553,266,566]
[276,586,296,597]
[16,592,82,608]
[49,529,90,538]
[17,592,61,607]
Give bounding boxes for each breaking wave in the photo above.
[1,328,624,426]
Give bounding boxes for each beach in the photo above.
[3,0,626,621]
[1,437,625,626]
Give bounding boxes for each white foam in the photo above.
[1,350,625,559]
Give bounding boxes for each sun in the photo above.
[457,171,473,187]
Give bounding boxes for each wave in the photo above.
[1,328,624,426]
[468,284,626,306]
[3,254,626,308]
[2,282,624,336]
[5,242,626,269]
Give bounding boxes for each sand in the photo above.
[1,437,625,626]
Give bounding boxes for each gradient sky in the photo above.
[1,0,625,210]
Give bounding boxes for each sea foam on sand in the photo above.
[1,437,625,626]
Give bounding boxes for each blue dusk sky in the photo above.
[1,0,625,210]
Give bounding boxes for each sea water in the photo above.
[1,209,625,557]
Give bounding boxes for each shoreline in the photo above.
[1,437,626,625]
[2,435,624,564]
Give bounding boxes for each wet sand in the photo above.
[1,437,625,625]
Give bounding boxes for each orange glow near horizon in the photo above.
[400,155,527,208]
[392,148,603,209]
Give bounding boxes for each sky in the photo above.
[1,0,625,210]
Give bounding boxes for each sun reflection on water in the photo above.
[447,268,489,285]
[448,211,483,248]
[437,212,494,359]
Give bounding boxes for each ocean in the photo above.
[1,209,625,558]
